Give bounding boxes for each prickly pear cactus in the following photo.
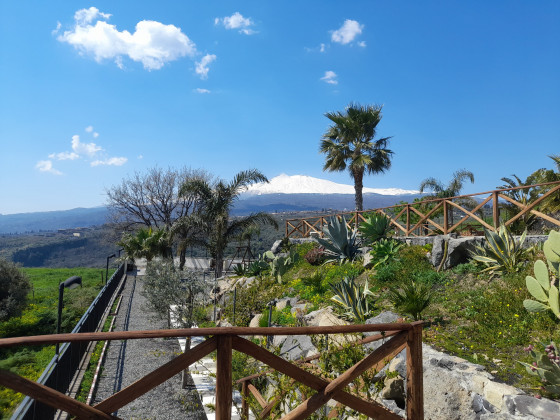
[524,230,560,319]
[519,342,560,397]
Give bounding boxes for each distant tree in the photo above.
[106,166,211,263]
[118,227,172,262]
[106,166,210,229]
[0,259,31,322]
[178,169,278,278]
[419,169,475,228]
[320,103,393,211]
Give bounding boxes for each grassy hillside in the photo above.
[0,267,109,417]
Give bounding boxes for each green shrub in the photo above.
[258,306,296,327]
[304,246,326,266]
[323,262,365,285]
[412,270,448,286]
[452,262,479,274]
[387,280,432,321]
[0,259,31,322]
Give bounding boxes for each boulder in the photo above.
[364,311,401,352]
[279,335,317,360]
[381,375,405,408]
[276,297,298,311]
[249,314,263,328]
[304,307,348,327]
[431,235,483,269]
[504,395,560,420]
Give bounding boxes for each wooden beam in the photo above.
[94,336,217,413]
[406,324,424,420]
[281,331,408,420]
[0,369,119,420]
[0,324,412,348]
[503,184,560,227]
[216,335,233,420]
[247,383,268,408]
[232,336,402,420]
[447,196,493,233]
[409,203,444,233]
[241,380,249,419]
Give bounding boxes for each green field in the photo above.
[0,267,111,418]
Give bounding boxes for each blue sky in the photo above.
[0,1,558,214]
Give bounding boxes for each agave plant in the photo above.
[246,259,269,277]
[470,225,530,275]
[329,276,375,322]
[369,238,403,268]
[233,263,247,276]
[315,216,361,264]
[359,212,392,245]
[387,280,432,321]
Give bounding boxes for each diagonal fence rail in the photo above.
[0,323,423,419]
[285,181,560,238]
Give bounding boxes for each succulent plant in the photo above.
[519,342,560,397]
[264,249,300,283]
[358,212,392,245]
[470,225,530,275]
[315,216,361,264]
[524,230,560,319]
[369,238,403,268]
[329,276,375,322]
[387,280,432,321]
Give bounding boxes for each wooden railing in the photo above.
[0,323,423,419]
[285,181,560,238]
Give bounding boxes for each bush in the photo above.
[304,246,326,266]
[0,259,31,322]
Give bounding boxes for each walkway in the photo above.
[92,267,207,419]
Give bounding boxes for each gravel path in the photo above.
[93,272,207,420]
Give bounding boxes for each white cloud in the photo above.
[195,88,211,94]
[49,151,79,161]
[358,41,366,48]
[195,54,216,80]
[321,71,338,85]
[320,43,326,53]
[71,135,102,156]
[36,160,62,175]
[93,132,99,138]
[52,21,61,35]
[137,155,143,159]
[91,157,128,167]
[215,12,255,34]
[58,7,197,70]
[85,125,93,132]
[74,7,111,25]
[331,19,364,45]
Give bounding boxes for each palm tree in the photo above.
[320,103,393,211]
[419,169,475,229]
[178,169,278,278]
[118,227,172,262]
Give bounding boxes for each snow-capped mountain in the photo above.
[243,174,419,196]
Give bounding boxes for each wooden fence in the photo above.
[0,323,423,419]
[285,181,560,238]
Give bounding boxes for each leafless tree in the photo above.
[106,166,210,230]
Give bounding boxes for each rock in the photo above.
[483,381,522,410]
[276,297,298,311]
[249,314,263,328]
[304,307,348,327]
[291,303,310,316]
[279,335,317,360]
[364,311,400,352]
[381,376,405,408]
[445,236,484,269]
[216,320,232,327]
[504,395,560,420]
[431,235,484,269]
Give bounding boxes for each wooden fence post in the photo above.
[241,379,249,419]
[406,205,410,236]
[492,191,500,230]
[443,200,448,234]
[216,335,233,420]
[406,323,424,420]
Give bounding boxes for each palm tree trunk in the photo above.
[179,248,186,270]
[353,171,364,211]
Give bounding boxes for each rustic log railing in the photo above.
[285,181,560,238]
[0,323,423,419]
